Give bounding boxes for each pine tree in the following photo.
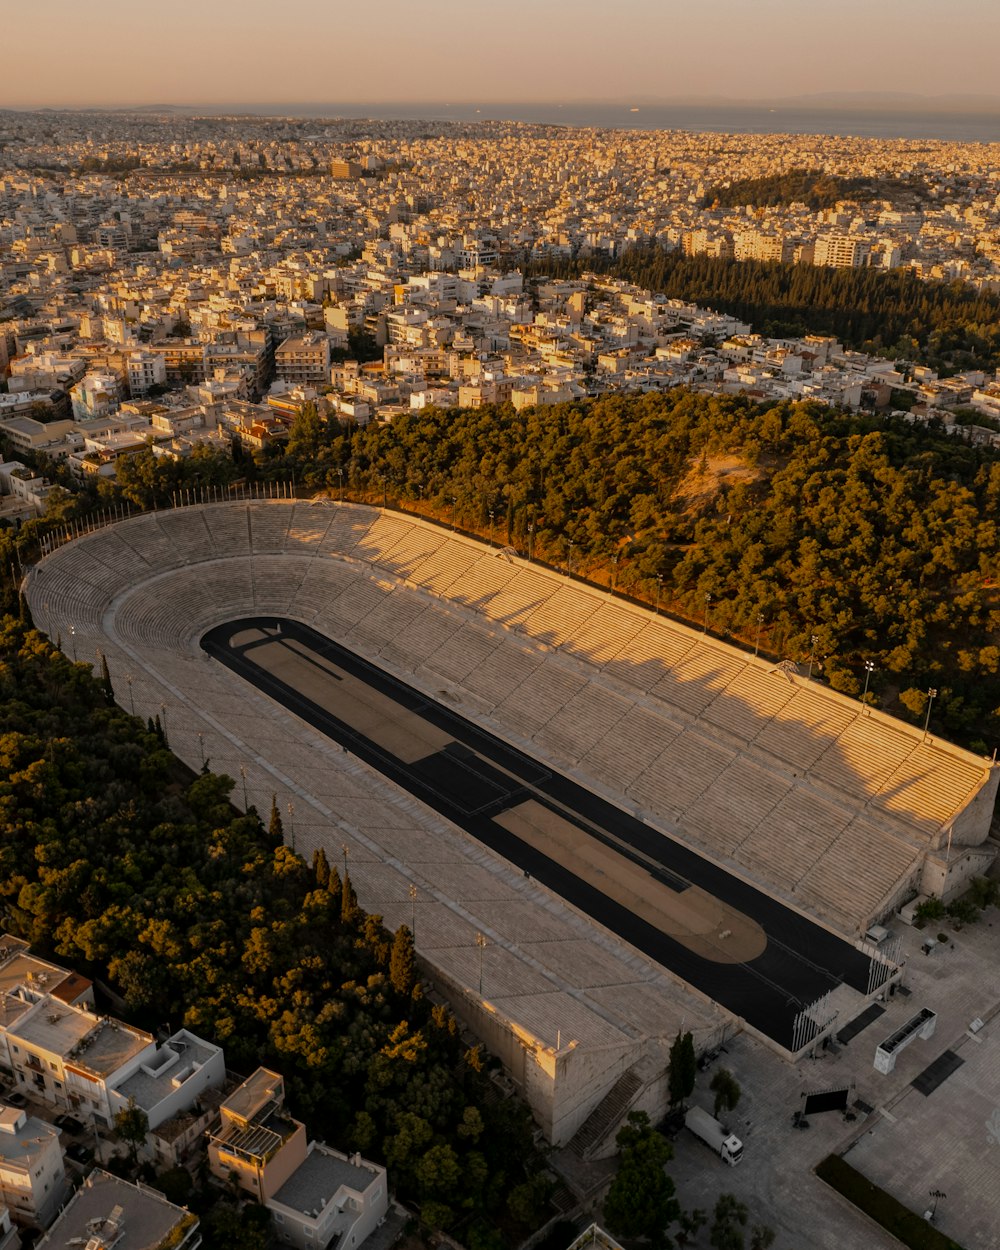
[389,924,416,995]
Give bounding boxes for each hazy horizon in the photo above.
[3,0,997,112]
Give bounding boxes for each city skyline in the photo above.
[4,0,1000,111]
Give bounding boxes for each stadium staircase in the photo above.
[566,1066,644,1159]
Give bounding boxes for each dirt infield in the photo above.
[497,800,767,963]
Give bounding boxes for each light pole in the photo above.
[807,634,819,679]
[379,474,387,510]
[409,883,417,940]
[197,731,205,769]
[924,688,938,739]
[337,467,344,504]
[611,553,619,592]
[476,931,487,996]
[126,673,135,715]
[70,624,76,661]
[754,612,764,657]
[488,509,495,548]
[287,800,295,852]
[240,763,248,810]
[861,660,875,708]
[342,842,349,881]
[703,592,712,633]
[159,703,168,740]
[927,1190,946,1223]
[567,541,575,578]
[655,574,663,615]
[527,521,534,561]
[449,497,457,532]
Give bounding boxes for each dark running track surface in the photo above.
[202,616,874,1050]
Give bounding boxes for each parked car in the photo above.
[65,1143,93,1166]
[53,1113,86,1135]
[4,1091,27,1108]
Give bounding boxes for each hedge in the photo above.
[815,1155,964,1250]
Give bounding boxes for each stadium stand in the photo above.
[24,500,999,1149]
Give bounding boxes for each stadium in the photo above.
[24,498,999,1151]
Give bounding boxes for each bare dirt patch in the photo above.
[675,454,763,516]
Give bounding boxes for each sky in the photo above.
[4,0,1000,111]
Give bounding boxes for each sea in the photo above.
[228,101,1000,144]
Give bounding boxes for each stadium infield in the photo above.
[202,615,874,1050]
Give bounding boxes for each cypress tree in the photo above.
[389,924,416,995]
[667,1030,696,1106]
[268,794,284,845]
[100,653,114,705]
[312,847,331,888]
[341,871,358,923]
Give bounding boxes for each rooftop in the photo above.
[220,1066,283,1124]
[113,1031,221,1112]
[0,1112,59,1169]
[36,1169,197,1250]
[270,1145,381,1217]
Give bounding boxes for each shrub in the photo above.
[913,898,946,925]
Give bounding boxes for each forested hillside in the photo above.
[701,169,924,210]
[528,249,1000,374]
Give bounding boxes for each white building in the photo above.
[0,1107,69,1230]
[126,351,167,397]
[267,1144,388,1250]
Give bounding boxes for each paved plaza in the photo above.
[666,911,1000,1249]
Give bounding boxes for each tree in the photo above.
[603,1111,681,1250]
[268,794,284,845]
[389,924,416,995]
[711,1068,741,1119]
[710,1194,748,1250]
[667,1031,696,1106]
[312,847,330,888]
[113,1096,149,1169]
[100,653,115,706]
[750,1225,776,1250]
[341,871,358,923]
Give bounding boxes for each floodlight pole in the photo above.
[924,688,938,739]
[476,932,487,996]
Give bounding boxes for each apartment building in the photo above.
[0,1108,68,1230]
[208,1070,388,1249]
[35,1169,200,1250]
[274,333,331,386]
[207,1069,307,1203]
[812,234,872,268]
[108,1028,225,1150]
[0,940,221,1147]
[125,350,167,397]
[0,462,59,515]
[268,1144,388,1250]
[69,372,120,421]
